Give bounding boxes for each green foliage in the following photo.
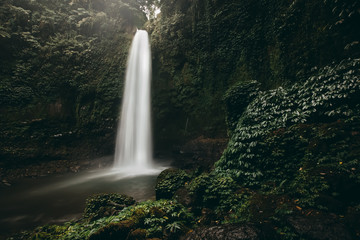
[86,199,193,239]
[83,193,136,222]
[125,199,193,238]
[187,173,210,197]
[0,0,148,163]
[288,164,329,208]
[216,58,360,187]
[149,0,359,145]
[155,168,190,200]
[223,190,252,223]
[187,172,250,218]
[10,199,193,240]
[202,175,237,212]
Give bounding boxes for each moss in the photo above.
[10,199,194,240]
[88,221,136,240]
[155,168,190,200]
[84,193,136,222]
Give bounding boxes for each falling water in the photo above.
[113,30,153,172]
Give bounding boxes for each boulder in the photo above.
[183,224,264,240]
[88,220,135,240]
[155,168,190,200]
[287,214,353,240]
[84,193,135,221]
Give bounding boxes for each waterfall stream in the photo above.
[113,30,160,174]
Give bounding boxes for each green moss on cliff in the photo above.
[149,0,360,147]
[0,0,147,164]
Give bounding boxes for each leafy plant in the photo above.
[216,58,360,188]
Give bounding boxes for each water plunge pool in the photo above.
[0,157,168,239]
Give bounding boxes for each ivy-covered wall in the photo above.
[216,58,360,188]
[148,0,360,148]
[0,0,147,164]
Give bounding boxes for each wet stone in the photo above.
[183,224,264,240]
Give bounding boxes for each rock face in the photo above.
[172,137,228,171]
[183,224,265,240]
[182,216,354,240]
[287,215,353,240]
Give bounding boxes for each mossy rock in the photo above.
[84,193,135,221]
[149,206,166,218]
[187,173,242,215]
[88,220,136,240]
[155,168,190,200]
[127,228,147,240]
[223,80,261,133]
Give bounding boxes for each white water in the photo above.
[113,30,157,174]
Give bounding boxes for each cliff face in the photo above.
[1,0,359,164]
[148,0,360,149]
[0,0,146,165]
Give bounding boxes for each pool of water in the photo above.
[0,159,169,239]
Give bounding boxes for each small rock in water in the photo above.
[70,166,80,172]
[2,179,11,186]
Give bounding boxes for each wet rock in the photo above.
[345,207,360,237]
[198,208,216,226]
[173,137,228,171]
[127,228,147,240]
[183,224,264,240]
[287,214,352,240]
[70,165,80,172]
[2,179,11,186]
[316,194,346,214]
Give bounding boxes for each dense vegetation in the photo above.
[0,0,146,165]
[9,194,193,239]
[1,0,360,239]
[149,0,360,147]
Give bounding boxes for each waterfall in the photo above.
[113,30,153,171]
